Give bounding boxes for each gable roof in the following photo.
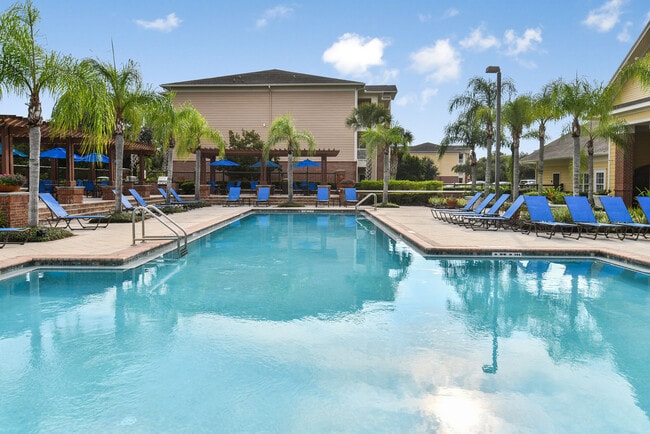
[610,20,650,84]
[410,141,471,154]
[162,69,364,89]
[520,133,608,163]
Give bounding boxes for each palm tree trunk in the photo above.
[287,151,294,202]
[537,124,546,195]
[28,125,41,227]
[165,145,174,205]
[194,147,202,200]
[512,139,520,199]
[114,133,125,214]
[572,118,581,197]
[587,143,594,205]
[470,149,477,194]
[382,148,389,204]
[485,140,492,191]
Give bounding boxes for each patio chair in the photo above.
[441,193,496,224]
[128,188,149,207]
[466,195,525,231]
[430,192,483,219]
[255,186,271,206]
[224,186,241,206]
[600,196,650,240]
[113,189,134,211]
[343,187,358,207]
[0,227,28,248]
[39,192,110,230]
[170,188,202,205]
[451,194,510,226]
[564,196,622,239]
[316,185,330,207]
[522,195,580,239]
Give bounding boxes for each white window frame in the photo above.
[594,170,606,193]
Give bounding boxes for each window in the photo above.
[580,173,589,194]
[458,154,464,164]
[552,173,560,188]
[595,170,606,193]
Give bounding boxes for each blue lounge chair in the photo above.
[430,192,483,219]
[343,187,357,207]
[113,189,134,211]
[316,185,330,207]
[466,195,525,231]
[442,193,496,223]
[451,194,510,226]
[224,186,241,206]
[255,186,270,206]
[636,196,650,222]
[0,227,28,247]
[522,195,580,239]
[39,193,110,230]
[600,196,650,240]
[170,188,201,205]
[128,188,149,207]
[564,196,621,239]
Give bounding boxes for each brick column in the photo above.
[0,192,28,227]
[56,186,84,204]
[199,184,210,199]
[614,144,634,206]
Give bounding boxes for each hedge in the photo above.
[358,180,443,191]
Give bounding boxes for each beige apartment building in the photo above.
[409,142,471,183]
[161,69,397,185]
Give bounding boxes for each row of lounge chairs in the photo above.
[432,192,650,240]
[222,186,359,207]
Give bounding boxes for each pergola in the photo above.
[199,148,340,185]
[0,114,155,185]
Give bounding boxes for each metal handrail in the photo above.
[355,193,377,211]
[131,205,188,256]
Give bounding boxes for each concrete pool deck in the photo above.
[1,203,649,275]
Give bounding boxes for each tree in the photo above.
[361,122,410,204]
[389,125,413,179]
[448,76,515,191]
[52,54,158,213]
[552,77,594,197]
[502,94,534,199]
[0,0,75,226]
[345,102,391,180]
[396,154,438,181]
[439,117,484,193]
[264,114,316,203]
[174,108,226,200]
[528,82,560,194]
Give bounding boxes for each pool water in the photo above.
[1,213,650,432]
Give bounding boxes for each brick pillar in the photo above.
[199,184,210,199]
[56,186,84,204]
[614,144,634,206]
[0,192,28,227]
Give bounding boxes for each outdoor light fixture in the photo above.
[485,66,501,197]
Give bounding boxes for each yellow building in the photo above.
[409,142,471,183]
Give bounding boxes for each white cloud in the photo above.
[395,94,416,107]
[503,27,542,56]
[443,8,459,19]
[135,13,181,32]
[583,0,626,32]
[410,39,461,83]
[256,5,294,28]
[418,13,432,23]
[617,21,633,42]
[459,25,500,51]
[322,33,388,76]
[420,88,439,106]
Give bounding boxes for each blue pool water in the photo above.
[1,213,650,432]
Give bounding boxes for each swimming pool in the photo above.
[1,213,649,432]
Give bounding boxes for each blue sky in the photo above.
[2,0,649,155]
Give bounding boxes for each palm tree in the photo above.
[448,76,515,191]
[502,94,534,199]
[0,0,76,226]
[51,54,158,213]
[146,93,219,203]
[174,108,226,200]
[439,117,484,192]
[263,114,316,203]
[528,82,560,194]
[552,77,594,197]
[361,122,410,204]
[389,125,413,179]
[345,102,391,180]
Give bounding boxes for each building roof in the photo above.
[409,141,471,154]
[162,69,365,89]
[610,20,650,84]
[520,133,608,163]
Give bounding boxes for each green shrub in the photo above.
[541,186,566,204]
[358,180,443,191]
[180,181,194,194]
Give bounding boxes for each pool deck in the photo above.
[1,203,650,275]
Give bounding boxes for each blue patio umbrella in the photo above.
[293,159,321,191]
[0,142,28,157]
[251,160,281,169]
[39,147,82,160]
[210,159,240,167]
[80,153,109,164]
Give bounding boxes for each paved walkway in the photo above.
[1,204,649,276]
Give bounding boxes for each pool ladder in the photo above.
[131,205,188,257]
[355,193,377,212]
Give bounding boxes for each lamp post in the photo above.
[486,66,501,198]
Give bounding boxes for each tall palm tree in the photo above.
[389,125,413,179]
[361,122,410,204]
[51,54,158,213]
[528,82,560,194]
[174,108,226,200]
[448,76,515,190]
[345,102,391,180]
[439,117,484,192]
[502,94,534,199]
[263,114,316,203]
[552,77,593,197]
[0,0,76,226]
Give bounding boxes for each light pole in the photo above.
[486,66,501,198]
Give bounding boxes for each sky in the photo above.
[1,0,649,156]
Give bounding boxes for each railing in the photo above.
[355,193,377,212]
[131,205,188,257]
